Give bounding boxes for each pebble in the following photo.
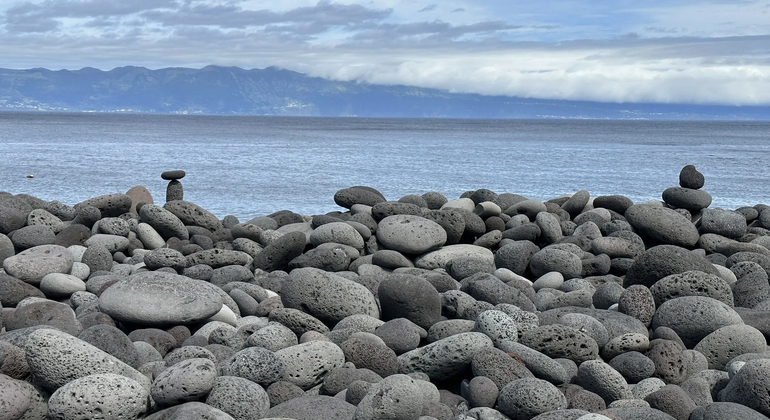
[2,244,74,285]
[625,204,700,247]
[378,273,442,329]
[497,377,568,420]
[5,300,83,336]
[275,340,345,390]
[610,351,656,383]
[649,270,734,307]
[0,373,31,419]
[471,346,534,389]
[644,384,698,420]
[625,244,720,288]
[577,359,632,404]
[282,267,379,325]
[651,296,744,348]
[138,203,189,240]
[354,374,427,419]
[268,395,356,420]
[39,272,86,298]
[99,271,224,325]
[519,324,599,364]
[48,373,149,419]
[530,247,583,279]
[205,376,270,420]
[414,244,494,270]
[22,328,151,391]
[398,332,494,380]
[693,324,767,370]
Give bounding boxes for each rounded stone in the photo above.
[375,214,448,254]
[556,313,610,348]
[519,324,599,364]
[624,245,720,288]
[2,244,74,285]
[591,237,644,259]
[0,272,45,307]
[0,373,31,419]
[467,376,499,408]
[679,165,705,189]
[471,347,535,389]
[577,360,631,404]
[269,307,330,336]
[413,244,493,272]
[529,247,583,279]
[625,204,700,247]
[84,234,129,253]
[609,351,656,384]
[497,377,568,420]
[646,339,687,385]
[98,271,224,326]
[205,375,270,420]
[221,346,284,387]
[721,359,770,416]
[651,296,744,348]
[5,300,83,336]
[474,309,518,346]
[139,203,189,240]
[10,224,56,249]
[151,357,218,406]
[662,187,713,211]
[374,318,423,355]
[340,337,398,377]
[251,231,307,272]
[650,270,734,307]
[691,402,770,420]
[39,272,86,298]
[161,169,186,180]
[275,341,345,390]
[23,328,150,392]
[378,273,442,329]
[246,322,298,352]
[164,200,221,231]
[282,267,378,326]
[644,384,697,420]
[398,332,494,381]
[310,222,365,250]
[268,394,356,420]
[618,285,656,327]
[700,208,747,239]
[48,373,149,419]
[78,324,140,368]
[592,282,624,310]
[536,211,563,244]
[135,223,165,250]
[334,186,387,209]
[693,324,767,370]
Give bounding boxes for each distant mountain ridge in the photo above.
[1,65,768,120]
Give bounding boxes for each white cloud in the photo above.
[0,0,769,105]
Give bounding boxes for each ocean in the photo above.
[1,112,769,220]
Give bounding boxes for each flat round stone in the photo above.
[98,271,223,325]
[161,170,186,180]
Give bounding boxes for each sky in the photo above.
[1,0,769,105]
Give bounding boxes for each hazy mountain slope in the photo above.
[1,65,767,120]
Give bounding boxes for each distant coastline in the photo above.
[2,66,769,121]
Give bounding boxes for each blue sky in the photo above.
[1,0,769,105]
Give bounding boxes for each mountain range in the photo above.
[1,65,768,120]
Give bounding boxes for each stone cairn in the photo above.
[2,164,770,420]
[162,169,186,202]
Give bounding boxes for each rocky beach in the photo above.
[2,165,770,420]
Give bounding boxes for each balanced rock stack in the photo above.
[2,165,770,420]
[162,169,186,202]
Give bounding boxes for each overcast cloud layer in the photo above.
[1,0,769,105]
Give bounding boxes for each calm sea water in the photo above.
[1,112,769,220]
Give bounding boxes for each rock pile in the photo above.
[2,165,770,420]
